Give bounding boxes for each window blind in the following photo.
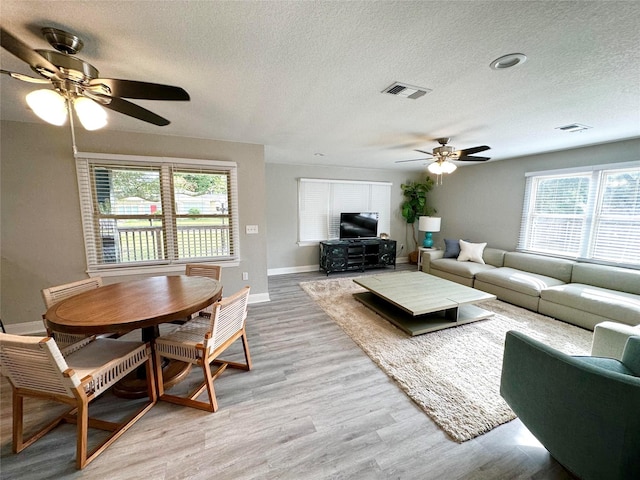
[298,178,392,243]
[518,162,640,266]
[75,152,239,271]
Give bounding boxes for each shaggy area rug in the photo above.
[300,276,592,442]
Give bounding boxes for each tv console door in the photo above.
[319,239,396,275]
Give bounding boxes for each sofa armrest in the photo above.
[421,249,444,273]
[591,321,640,360]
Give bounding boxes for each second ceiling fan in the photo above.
[397,137,491,176]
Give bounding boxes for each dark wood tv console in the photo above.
[319,238,396,275]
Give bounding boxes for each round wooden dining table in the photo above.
[45,275,223,398]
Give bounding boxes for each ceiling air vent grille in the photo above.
[555,123,592,133]
[382,82,432,100]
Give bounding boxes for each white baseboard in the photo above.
[5,320,46,336]
[249,292,271,304]
[268,265,319,276]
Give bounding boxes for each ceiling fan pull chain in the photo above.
[67,98,78,155]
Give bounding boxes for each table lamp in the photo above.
[418,216,441,248]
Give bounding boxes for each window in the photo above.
[298,178,391,244]
[518,162,640,266]
[76,152,239,272]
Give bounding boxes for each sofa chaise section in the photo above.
[473,252,575,312]
[539,263,640,330]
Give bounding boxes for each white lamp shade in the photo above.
[441,161,457,174]
[428,160,457,175]
[418,216,441,232]
[26,89,68,126]
[427,162,443,175]
[74,97,108,130]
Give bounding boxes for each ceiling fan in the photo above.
[0,26,190,132]
[396,137,491,177]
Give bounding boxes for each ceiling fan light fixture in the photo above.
[428,160,457,175]
[73,96,108,130]
[25,89,68,126]
[441,160,457,174]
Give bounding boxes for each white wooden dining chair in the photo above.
[154,286,251,412]
[185,263,222,318]
[0,332,157,469]
[41,277,104,352]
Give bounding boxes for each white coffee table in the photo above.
[353,271,496,336]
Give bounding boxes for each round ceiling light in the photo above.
[490,53,527,70]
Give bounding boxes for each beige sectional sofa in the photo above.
[422,246,640,330]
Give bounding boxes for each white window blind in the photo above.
[298,178,392,243]
[76,152,239,271]
[518,162,640,266]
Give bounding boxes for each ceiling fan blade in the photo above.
[0,28,61,77]
[1,69,51,83]
[457,155,491,162]
[89,78,190,101]
[414,149,434,156]
[457,145,490,156]
[97,95,171,126]
[395,158,429,163]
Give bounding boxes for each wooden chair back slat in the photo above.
[0,334,79,397]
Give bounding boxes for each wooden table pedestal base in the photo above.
[113,360,192,399]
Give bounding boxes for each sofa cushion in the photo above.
[475,267,567,296]
[458,240,487,264]
[430,258,496,280]
[443,238,462,258]
[483,248,507,267]
[504,252,575,283]
[571,263,640,296]
[540,284,640,325]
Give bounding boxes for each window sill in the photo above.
[88,261,239,278]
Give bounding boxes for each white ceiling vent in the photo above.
[555,123,593,133]
[382,82,431,99]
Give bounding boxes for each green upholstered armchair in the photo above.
[500,330,640,480]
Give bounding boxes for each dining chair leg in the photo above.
[147,353,158,403]
[241,331,253,370]
[13,390,69,454]
[154,349,166,397]
[12,391,23,453]
[76,399,89,469]
[202,360,218,412]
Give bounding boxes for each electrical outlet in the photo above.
[245,225,259,234]
[242,272,249,280]
[400,243,404,251]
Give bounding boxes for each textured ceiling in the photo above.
[1,1,639,170]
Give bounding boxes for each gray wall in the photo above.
[1,120,268,328]
[427,138,640,250]
[265,163,424,272]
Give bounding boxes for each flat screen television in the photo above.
[339,212,379,239]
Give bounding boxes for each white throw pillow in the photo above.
[457,239,487,264]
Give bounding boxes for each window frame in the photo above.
[518,161,640,268]
[75,152,240,276]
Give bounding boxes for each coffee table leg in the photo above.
[444,307,458,322]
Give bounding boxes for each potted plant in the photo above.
[401,177,435,262]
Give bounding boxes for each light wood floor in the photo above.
[0,264,576,479]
